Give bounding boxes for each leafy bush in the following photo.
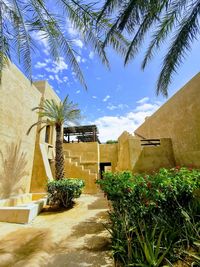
[47,178,85,208]
[97,167,200,266]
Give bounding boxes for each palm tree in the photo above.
[0,0,128,87]
[98,0,200,96]
[27,95,81,180]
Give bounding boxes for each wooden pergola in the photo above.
[63,125,100,143]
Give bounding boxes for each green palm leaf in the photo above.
[28,95,81,180]
[98,0,200,96]
[0,0,128,88]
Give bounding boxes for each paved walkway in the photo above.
[0,194,113,267]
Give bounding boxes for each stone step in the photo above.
[0,197,47,224]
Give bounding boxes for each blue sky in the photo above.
[29,20,200,142]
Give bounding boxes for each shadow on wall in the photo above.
[0,142,29,199]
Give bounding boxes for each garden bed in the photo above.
[97,167,200,266]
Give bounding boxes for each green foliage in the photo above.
[28,95,81,131]
[47,178,85,208]
[133,223,171,267]
[106,140,118,144]
[28,95,81,180]
[97,167,200,266]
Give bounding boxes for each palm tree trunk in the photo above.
[55,125,65,180]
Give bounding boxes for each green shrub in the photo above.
[47,178,85,208]
[97,167,200,266]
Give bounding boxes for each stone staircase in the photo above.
[64,149,99,194]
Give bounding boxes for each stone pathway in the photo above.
[0,194,113,267]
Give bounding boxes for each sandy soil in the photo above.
[0,194,113,267]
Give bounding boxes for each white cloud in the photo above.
[38,74,44,78]
[66,19,78,37]
[45,59,51,63]
[103,95,110,102]
[90,99,161,142]
[56,89,60,94]
[92,96,97,99]
[89,51,94,59]
[107,104,128,110]
[43,49,50,56]
[76,55,81,63]
[45,57,68,74]
[63,76,69,82]
[137,97,149,104]
[134,103,159,112]
[32,31,50,54]
[49,75,54,80]
[33,74,45,80]
[55,74,62,84]
[73,39,83,48]
[35,61,47,69]
[76,90,80,94]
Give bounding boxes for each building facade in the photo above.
[0,63,200,200]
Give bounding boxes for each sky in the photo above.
[27,18,200,143]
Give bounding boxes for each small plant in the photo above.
[47,178,84,208]
[133,223,171,267]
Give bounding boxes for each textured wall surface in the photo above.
[0,64,41,199]
[135,73,200,167]
[99,144,118,172]
[133,139,175,173]
[116,132,141,171]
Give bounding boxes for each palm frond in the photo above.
[30,95,81,131]
[125,14,156,65]
[0,2,11,81]
[26,119,48,135]
[142,0,188,69]
[12,0,33,80]
[157,1,200,96]
[97,0,121,23]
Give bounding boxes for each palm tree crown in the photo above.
[27,95,81,180]
[98,0,200,96]
[0,0,128,87]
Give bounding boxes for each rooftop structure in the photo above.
[63,125,100,143]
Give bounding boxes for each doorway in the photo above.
[100,162,112,179]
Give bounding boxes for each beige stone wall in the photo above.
[116,131,141,171]
[0,64,41,199]
[30,81,60,193]
[115,131,175,173]
[63,142,100,193]
[133,139,175,173]
[63,142,99,162]
[99,144,118,172]
[135,72,200,167]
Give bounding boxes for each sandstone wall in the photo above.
[0,64,41,199]
[135,73,200,167]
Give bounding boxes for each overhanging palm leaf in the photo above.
[27,95,81,180]
[157,1,200,96]
[0,0,129,88]
[98,0,200,96]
